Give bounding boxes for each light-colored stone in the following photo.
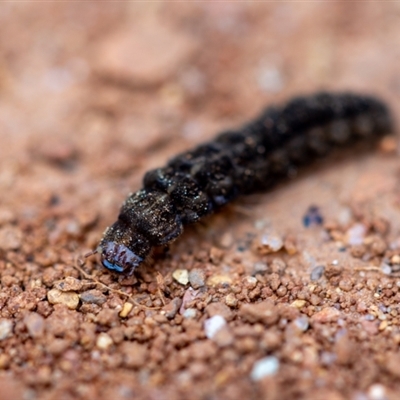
[119,302,133,318]
[206,274,233,287]
[172,269,189,285]
[0,319,13,340]
[47,289,80,310]
[96,333,113,350]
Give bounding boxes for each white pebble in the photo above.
[294,316,309,332]
[183,308,197,319]
[204,315,227,339]
[172,269,189,285]
[250,356,279,381]
[0,319,13,340]
[245,276,258,289]
[260,234,283,253]
[381,263,392,275]
[346,223,367,246]
[368,384,387,400]
[96,333,113,350]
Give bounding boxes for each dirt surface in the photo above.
[1,3,400,400]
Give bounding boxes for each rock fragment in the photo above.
[172,269,189,285]
[80,290,107,305]
[96,333,113,350]
[47,289,80,310]
[189,269,206,289]
[0,319,13,340]
[250,357,280,381]
[204,315,227,339]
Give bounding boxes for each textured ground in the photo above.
[1,3,400,400]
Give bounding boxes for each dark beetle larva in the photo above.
[96,92,393,275]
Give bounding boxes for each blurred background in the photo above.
[0,1,399,225]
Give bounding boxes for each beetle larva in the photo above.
[96,92,393,275]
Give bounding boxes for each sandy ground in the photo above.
[1,3,400,400]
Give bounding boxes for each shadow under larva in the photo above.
[90,92,393,275]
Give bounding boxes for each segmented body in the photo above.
[98,92,393,275]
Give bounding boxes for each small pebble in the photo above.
[54,277,83,292]
[244,276,258,289]
[204,315,227,339]
[379,320,388,331]
[294,316,309,332]
[206,274,233,287]
[391,254,400,264]
[346,223,367,246]
[250,356,280,381]
[381,263,392,275]
[172,269,189,285]
[225,293,238,308]
[180,288,200,314]
[253,262,268,273]
[96,333,113,350]
[182,308,197,319]
[119,302,134,318]
[339,279,353,292]
[163,298,182,319]
[47,289,80,310]
[0,319,13,340]
[368,384,387,400]
[310,265,325,281]
[257,234,283,254]
[80,290,107,305]
[290,300,306,309]
[189,269,205,289]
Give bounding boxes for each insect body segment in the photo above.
[98,92,393,275]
